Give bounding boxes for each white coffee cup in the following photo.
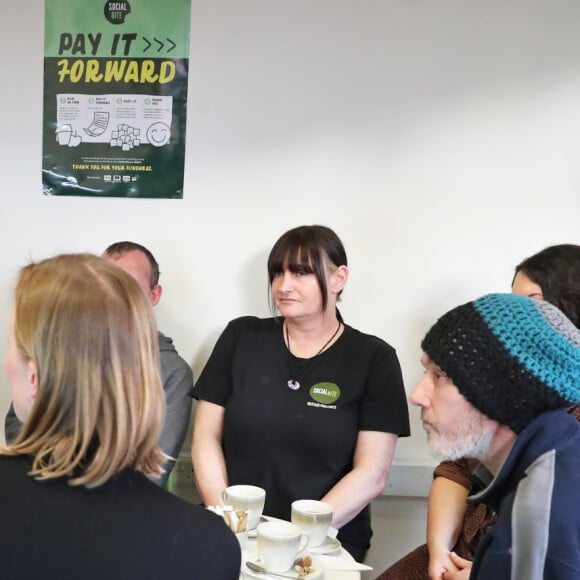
[220,484,266,530]
[257,520,310,573]
[291,499,334,548]
[235,529,248,551]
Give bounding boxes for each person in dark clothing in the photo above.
[1,253,240,580]
[377,243,580,580]
[192,224,410,562]
[408,293,580,580]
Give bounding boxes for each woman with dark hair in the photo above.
[512,243,580,327]
[192,225,410,562]
[376,243,580,580]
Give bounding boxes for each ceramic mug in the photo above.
[291,499,334,548]
[235,529,248,551]
[256,520,310,573]
[220,484,266,531]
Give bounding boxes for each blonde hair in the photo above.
[1,253,166,488]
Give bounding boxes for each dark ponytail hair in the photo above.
[514,244,580,328]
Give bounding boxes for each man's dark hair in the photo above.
[104,241,160,288]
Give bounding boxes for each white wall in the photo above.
[1,0,580,574]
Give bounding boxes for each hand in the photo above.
[442,552,472,580]
[428,550,458,580]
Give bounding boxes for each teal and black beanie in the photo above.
[421,293,580,433]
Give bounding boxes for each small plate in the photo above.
[309,536,342,556]
[244,553,323,579]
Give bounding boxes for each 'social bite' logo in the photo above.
[309,382,341,405]
[104,1,131,24]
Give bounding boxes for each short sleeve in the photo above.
[433,459,478,491]
[193,317,247,407]
[358,344,410,437]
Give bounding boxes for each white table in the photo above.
[241,535,362,580]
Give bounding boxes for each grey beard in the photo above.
[428,422,495,462]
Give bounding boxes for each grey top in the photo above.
[4,331,194,488]
[155,331,195,485]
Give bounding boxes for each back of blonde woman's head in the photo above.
[6,253,166,488]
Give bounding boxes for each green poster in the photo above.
[43,0,191,198]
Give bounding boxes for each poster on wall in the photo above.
[42,0,191,198]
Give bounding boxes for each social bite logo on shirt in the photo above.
[309,382,341,405]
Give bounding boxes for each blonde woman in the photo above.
[1,254,240,580]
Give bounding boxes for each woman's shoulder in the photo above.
[342,323,397,354]
[434,458,478,486]
[225,315,282,334]
[0,454,33,480]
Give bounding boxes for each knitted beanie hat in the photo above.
[421,293,580,434]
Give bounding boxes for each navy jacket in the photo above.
[469,409,580,580]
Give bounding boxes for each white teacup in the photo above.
[291,499,334,548]
[235,529,248,552]
[220,485,266,531]
[257,520,310,574]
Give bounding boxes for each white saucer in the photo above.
[309,536,342,556]
[244,553,323,579]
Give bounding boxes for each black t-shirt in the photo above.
[194,316,410,553]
